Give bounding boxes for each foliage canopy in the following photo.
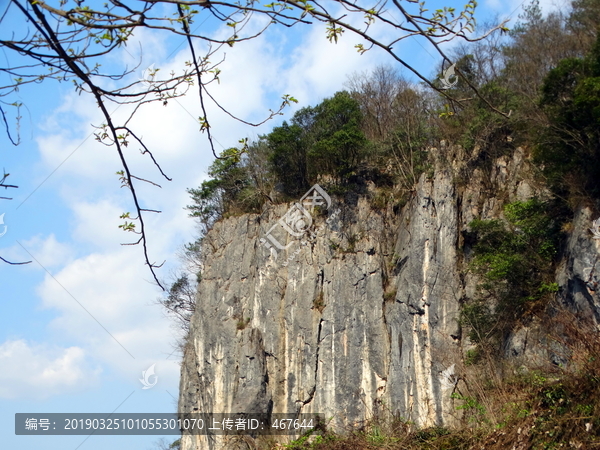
[0,0,509,281]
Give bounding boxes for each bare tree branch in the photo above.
[0,0,509,283]
[0,174,30,263]
[0,255,31,265]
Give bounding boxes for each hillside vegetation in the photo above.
[161,1,600,448]
[187,0,600,227]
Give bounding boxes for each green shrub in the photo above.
[465,348,482,366]
[236,317,250,330]
[313,290,325,313]
[267,91,368,196]
[536,32,600,201]
[267,120,310,197]
[187,147,256,230]
[464,198,563,347]
[384,289,397,303]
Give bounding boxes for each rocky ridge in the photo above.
[178,145,600,449]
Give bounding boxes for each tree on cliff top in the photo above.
[0,0,508,282]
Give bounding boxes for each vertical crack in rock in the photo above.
[298,318,323,409]
[178,147,576,449]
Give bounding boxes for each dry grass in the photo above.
[254,305,600,450]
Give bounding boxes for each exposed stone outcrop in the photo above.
[557,207,600,319]
[178,145,599,449]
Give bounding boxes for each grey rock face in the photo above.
[178,146,586,449]
[556,207,600,319]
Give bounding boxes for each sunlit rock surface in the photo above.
[178,146,599,449]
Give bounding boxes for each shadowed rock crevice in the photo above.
[178,146,599,449]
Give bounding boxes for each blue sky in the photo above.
[0,0,565,448]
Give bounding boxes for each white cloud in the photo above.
[19,234,74,269]
[10,7,440,403]
[281,19,389,106]
[0,339,100,400]
[35,246,181,383]
[70,199,132,249]
[38,249,162,333]
[25,9,386,366]
[35,111,119,183]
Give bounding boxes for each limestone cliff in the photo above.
[177,145,599,449]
